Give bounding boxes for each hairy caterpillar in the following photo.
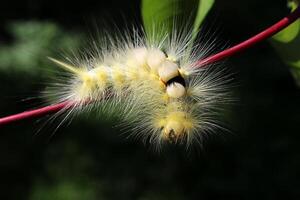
[0,6,299,149]
[43,26,231,149]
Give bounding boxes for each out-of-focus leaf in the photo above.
[141,0,215,42]
[0,21,83,76]
[192,0,215,40]
[271,0,300,86]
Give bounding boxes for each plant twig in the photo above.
[197,6,300,66]
[0,102,69,126]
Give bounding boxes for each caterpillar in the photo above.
[0,6,299,149]
[43,27,231,149]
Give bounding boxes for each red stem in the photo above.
[197,6,300,66]
[0,102,69,126]
[0,7,300,126]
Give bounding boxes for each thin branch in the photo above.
[197,6,300,66]
[0,102,69,126]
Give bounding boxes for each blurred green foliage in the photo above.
[271,0,300,86]
[142,0,214,42]
[0,21,82,76]
[191,0,215,41]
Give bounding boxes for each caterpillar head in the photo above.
[158,110,195,144]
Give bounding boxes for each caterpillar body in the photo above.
[46,27,231,149]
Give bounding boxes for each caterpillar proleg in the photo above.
[44,26,231,149]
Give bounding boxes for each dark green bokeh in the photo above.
[0,0,300,199]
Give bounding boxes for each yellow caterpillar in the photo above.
[45,28,231,149]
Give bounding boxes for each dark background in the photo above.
[1,0,300,199]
